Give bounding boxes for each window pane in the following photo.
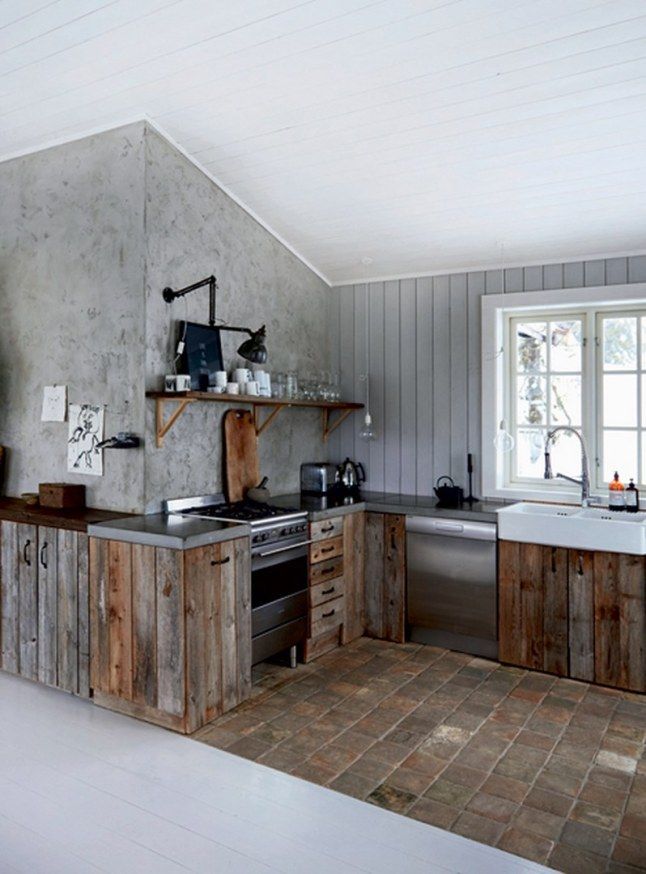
[603,430,638,483]
[551,375,581,427]
[517,376,546,425]
[603,374,637,427]
[603,317,637,371]
[516,429,546,478]
[550,320,581,372]
[547,428,584,479]
[516,322,546,372]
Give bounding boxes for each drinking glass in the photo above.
[272,372,286,399]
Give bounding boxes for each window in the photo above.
[598,312,646,485]
[482,284,646,503]
[510,315,584,484]
[505,306,646,493]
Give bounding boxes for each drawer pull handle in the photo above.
[322,609,335,618]
[321,545,334,554]
[321,524,335,533]
[23,540,31,566]
[320,566,336,575]
[321,587,335,595]
[211,556,231,566]
[40,542,48,570]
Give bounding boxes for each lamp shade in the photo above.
[237,325,267,364]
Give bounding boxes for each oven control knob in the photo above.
[280,528,287,536]
[252,534,260,543]
[261,532,269,541]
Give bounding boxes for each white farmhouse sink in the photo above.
[497,502,646,555]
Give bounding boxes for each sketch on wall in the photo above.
[67,404,104,475]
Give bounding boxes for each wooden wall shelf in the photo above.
[146,391,363,447]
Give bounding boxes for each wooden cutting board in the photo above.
[223,409,260,502]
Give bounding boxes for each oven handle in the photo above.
[257,539,314,558]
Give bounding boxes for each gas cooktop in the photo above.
[163,494,309,548]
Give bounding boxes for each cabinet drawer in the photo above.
[310,577,345,609]
[303,625,341,663]
[310,595,344,637]
[310,554,343,585]
[310,517,344,542]
[310,535,343,564]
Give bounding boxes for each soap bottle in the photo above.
[626,478,639,513]
[609,471,626,512]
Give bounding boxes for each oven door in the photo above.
[251,540,309,638]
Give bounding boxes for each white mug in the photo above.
[226,382,240,395]
[164,374,176,392]
[234,368,251,384]
[214,371,228,387]
[175,374,191,392]
[245,380,259,397]
[208,385,225,394]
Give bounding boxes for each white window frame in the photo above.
[482,283,646,504]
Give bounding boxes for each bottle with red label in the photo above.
[609,471,626,512]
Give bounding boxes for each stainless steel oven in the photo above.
[251,537,310,666]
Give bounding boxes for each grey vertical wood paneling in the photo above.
[485,270,504,295]
[329,254,646,496]
[415,277,433,495]
[467,272,485,496]
[368,282,385,490]
[353,284,369,479]
[629,255,646,282]
[432,276,451,483]
[327,285,342,460]
[523,266,543,292]
[399,279,417,495]
[585,260,605,286]
[383,281,401,493]
[504,268,523,294]
[563,261,584,288]
[543,264,564,289]
[606,257,628,285]
[449,274,468,484]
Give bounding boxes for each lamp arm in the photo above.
[162,275,217,326]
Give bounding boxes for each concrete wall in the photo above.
[143,126,330,510]
[0,123,147,512]
[329,255,646,499]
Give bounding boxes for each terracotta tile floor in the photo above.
[194,638,646,873]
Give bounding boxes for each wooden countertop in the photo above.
[0,497,131,532]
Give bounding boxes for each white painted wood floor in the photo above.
[0,673,549,874]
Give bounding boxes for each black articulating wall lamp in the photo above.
[162,275,268,364]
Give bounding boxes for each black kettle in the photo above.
[434,475,464,507]
[337,458,366,492]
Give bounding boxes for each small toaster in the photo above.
[300,463,338,495]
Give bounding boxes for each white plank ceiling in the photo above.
[1,0,646,284]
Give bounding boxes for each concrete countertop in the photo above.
[87,514,250,551]
[273,491,510,523]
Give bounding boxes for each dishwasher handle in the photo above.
[405,515,496,541]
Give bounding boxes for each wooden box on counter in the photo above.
[39,483,86,509]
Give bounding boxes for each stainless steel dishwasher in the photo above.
[406,515,498,659]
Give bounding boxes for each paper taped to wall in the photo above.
[41,385,67,422]
[67,404,104,476]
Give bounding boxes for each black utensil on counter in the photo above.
[465,452,479,504]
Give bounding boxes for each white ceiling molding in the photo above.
[330,248,646,287]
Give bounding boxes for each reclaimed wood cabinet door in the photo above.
[0,521,88,694]
[0,520,37,677]
[364,513,406,643]
[498,541,568,675]
[593,551,645,693]
[341,511,365,645]
[89,536,251,733]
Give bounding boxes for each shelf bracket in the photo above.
[253,404,283,437]
[155,397,193,448]
[322,407,354,442]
